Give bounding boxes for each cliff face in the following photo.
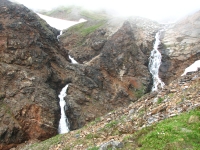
[60,17,161,130]
[0,0,71,149]
[159,10,200,84]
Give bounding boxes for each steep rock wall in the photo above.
[0,0,71,149]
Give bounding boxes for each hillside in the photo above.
[39,6,109,21]
[1,0,200,150]
[17,70,200,149]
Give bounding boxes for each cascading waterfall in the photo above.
[69,55,78,64]
[57,30,79,134]
[58,31,78,64]
[149,31,165,91]
[58,85,70,134]
[57,30,63,41]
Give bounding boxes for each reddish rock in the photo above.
[0,0,71,149]
[60,18,161,130]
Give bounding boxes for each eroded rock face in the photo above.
[60,17,161,130]
[0,0,71,149]
[159,10,200,84]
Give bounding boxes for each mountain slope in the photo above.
[17,70,200,150]
[58,17,162,130]
[1,1,200,149]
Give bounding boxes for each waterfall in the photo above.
[57,28,79,134]
[58,30,78,64]
[57,30,63,41]
[69,55,78,64]
[58,85,70,134]
[149,31,165,91]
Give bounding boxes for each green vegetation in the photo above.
[89,117,101,125]
[20,108,200,150]
[81,21,106,36]
[134,86,145,99]
[157,97,164,104]
[66,20,107,36]
[168,93,174,98]
[105,120,118,128]
[29,134,64,150]
[122,109,200,150]
[85,133,99,140]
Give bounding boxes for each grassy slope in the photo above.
[122,109,200,150]
[21,108,200,150]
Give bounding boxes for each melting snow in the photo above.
[182,60,200,76]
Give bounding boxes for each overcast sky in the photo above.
[13,0,200,22]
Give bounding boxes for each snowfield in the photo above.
[37,13,86,30]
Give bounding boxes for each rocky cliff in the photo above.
[2,0,200,149]
[0,0,71,149]
[0,1,162,149]
[159,10,200,84]
[58,16,162,131]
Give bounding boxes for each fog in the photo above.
[12,0,200,22]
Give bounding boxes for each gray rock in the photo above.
[99,140,123,150]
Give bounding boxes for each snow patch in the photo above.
[37,13,86,30]
[182,60,200,76]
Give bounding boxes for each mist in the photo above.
[11,0,200,23]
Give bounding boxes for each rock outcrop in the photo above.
[60,17,162,130]
[0,0,71,149]
[159,10,200,84]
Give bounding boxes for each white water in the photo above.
[58,31,79,64]
[69,55,78,64]
[58,84,70,134]
[149,31,165,91]
[56,23,79,134]
[38,13,82,133]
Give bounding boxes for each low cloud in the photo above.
[13,0,200,22]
